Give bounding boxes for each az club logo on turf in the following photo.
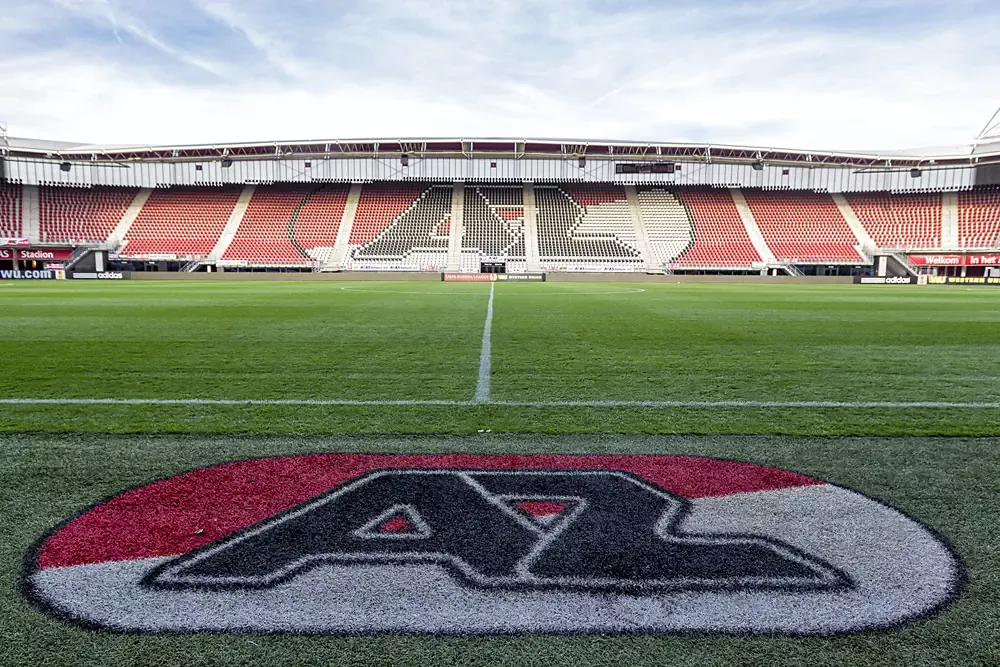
[25,454,964,635]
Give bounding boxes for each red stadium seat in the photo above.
[122,186,242,258]
[223,184,348,265]
[349,183,451,270]
[673,188,761,266]
[958,190,1000,248]
[0,182,22,239]
[743,190,863,262]
[39,186,137,244]
[846,192,941,249]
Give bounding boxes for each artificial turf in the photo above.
[1,280,999,665]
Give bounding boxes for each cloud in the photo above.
[47,0,231,77]
[1,0,998,150]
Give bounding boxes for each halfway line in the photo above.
[475,283,495,402]
[1,398,998,408]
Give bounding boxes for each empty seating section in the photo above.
[39,186,136,244]
[463,186,525,260]
[672,189,760,266]
[536,185,641,266]
[564,185,638,252]
[224,185,309,263]
[744,190,862,262]
[294,186,348,264]
[0,182,22,238]
[223,185,347,265]
[123,186,240,257]
[350,184,451,269]
[636,188,693,266]
[958,190,1000,248]
[349,184,424,245]
[846,192,941,249]
[25,180,1000,267]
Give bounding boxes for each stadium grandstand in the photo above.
[2,135,1000,277]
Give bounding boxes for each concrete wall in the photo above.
[130,271,441,281]
[547,273,853,284]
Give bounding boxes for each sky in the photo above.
[1,0,998,151]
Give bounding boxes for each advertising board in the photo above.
[854,276,917,284]
[926,276,1000,285]
[443,273,546,282]
[69,271,130,280]
[0,269,61,280]
[16,248,75,261]
[908,254,1000,267]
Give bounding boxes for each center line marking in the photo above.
[475,283,495,403]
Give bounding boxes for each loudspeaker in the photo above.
[752,162,765,171]
[221,158,233,168]
[60,162,71,172]
[910,168,922,178]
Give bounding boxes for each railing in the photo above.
[64,246,93,271]
[887,252,919,276]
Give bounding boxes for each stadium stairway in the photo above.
[522,183,542,272]
[942,192,959,248]
[208,185,255,260]
[624,185,659,271]
[323,183,362,271]
[729,188,776,265]
[831,193,876,258]
[108,189,152,248]
[446,183,465,272]
[21,185,40,244]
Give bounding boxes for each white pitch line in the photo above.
[490,400,1000,408]
[1,398,998,408]
[475,283,495,403]
[0,398,465,406]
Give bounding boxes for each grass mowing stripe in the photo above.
[476,283,495,403]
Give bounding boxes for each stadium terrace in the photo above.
[2,135,1000,277]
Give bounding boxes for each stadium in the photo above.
[2,132,1000,279]
[3,3,1000,666]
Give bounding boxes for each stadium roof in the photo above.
[4,136,1000,168]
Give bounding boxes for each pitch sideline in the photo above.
[1,398,998,408]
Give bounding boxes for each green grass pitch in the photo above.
[1,281,999,665]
